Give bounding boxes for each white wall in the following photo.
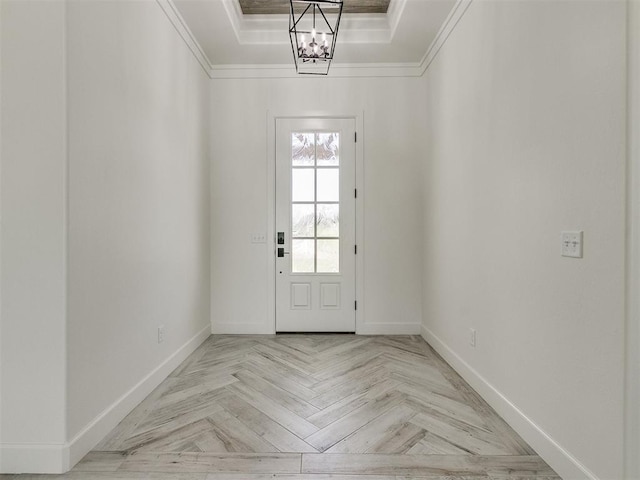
[66,0,210,448]
[1,0,211,473]
[0,0,68,471]
[210,77,426,335]
[420,1,627,479]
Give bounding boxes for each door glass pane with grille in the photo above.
[291,132,340,274]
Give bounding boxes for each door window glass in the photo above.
[291,132,340,273]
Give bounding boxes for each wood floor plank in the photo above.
[382,351,452,388]
[406,432,473,455]
[202,409,279,452]
[301,454,555,476]
[488,476,562,480]
[71,451,127,472]
[118,453,302,473]
[395,477,489,480]
[243,359,318,401]
[374,335,437,358]
[135,388,228,435]
[161,370,240,399]
[367,420,426,454]
[312,346,382,382]
[204,475,395,480]
[193,430,241,453]
[215,390,318,453]
[134,410,279,454]
[133,419,216,453]
[252,343,317,378]
[233,369,320,418]
[305,390,406,452]
[226,382,319,439]
[312,338,375,364]
[410,410,516,456]
[259,338,322,369]
[401,388,489,433]
[121,402,225,452]
[309,364,391,410]
[388,369,462,403]
[306,378,401,429]
[250,350,318,389]
[326,404,417,453]
[7,474,207,480]
[313,354,389,395]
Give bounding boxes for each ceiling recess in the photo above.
[239,0,390,15]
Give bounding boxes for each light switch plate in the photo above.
[561,231,583,258]
[251,233,266,244]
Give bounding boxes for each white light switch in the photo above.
[251,233,266,244]
[561,231,583,258]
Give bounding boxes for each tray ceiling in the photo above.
[239,0,391,15]
[171,0,458,74]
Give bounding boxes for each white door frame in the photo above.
[625,1,640,478]
[267,111,365,335]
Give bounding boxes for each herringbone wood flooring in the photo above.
[9,335,561,479]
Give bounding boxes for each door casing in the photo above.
[266,112,365,334]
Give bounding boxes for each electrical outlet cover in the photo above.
[158,325,165,344]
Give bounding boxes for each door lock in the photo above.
[277,232,285,245]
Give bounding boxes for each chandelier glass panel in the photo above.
[289,0,344,75]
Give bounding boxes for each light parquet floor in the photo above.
[7,335,561,480]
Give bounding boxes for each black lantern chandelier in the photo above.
[289,0,344,75]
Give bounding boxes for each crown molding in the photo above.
[155,0,214,78]
[418,0,474,76]
[209,60,426,79]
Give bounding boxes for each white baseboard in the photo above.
[212,321,421,336]
[421,324,598,480]
[67,324,211,469]
[212,322,274,335]
[358,322,422,335]
[1,325,211,474]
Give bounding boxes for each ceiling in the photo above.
[239,0,391,15]
[171,0,457,73]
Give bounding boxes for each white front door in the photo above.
[275,118,356,332]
